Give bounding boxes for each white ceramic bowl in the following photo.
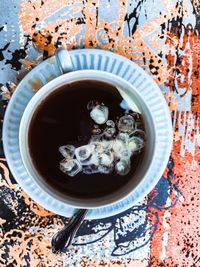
[19,70,156,209]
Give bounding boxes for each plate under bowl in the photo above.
[3,49,172,219]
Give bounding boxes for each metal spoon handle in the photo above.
[52,209,87,253]
[56,48,74,74]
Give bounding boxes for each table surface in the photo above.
[0,1,200,266]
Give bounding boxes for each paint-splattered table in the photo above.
[0,1,200,266]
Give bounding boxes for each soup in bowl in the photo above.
[19,70,156,208]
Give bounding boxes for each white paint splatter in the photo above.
[160,197,171,261]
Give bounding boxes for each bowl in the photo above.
[19,70,156,209]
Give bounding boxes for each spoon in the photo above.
[52,209,88,253]
[56,48,74,74]
[51,49,88,253]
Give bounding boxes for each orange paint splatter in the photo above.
[166,32,200,114]
[0,160,16,189]
[23,60,38,70]
[164,148,200,266]
[20,191,54,217]
[32,31,56,56]
[18,0,179,87]
[78,259,148,267]
[0,229,64,267]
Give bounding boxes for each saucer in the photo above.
[3,49,172,219]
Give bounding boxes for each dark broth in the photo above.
[28,80,144,198]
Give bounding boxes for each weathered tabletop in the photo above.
[0,1,200,266]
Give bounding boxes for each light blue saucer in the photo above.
[3,49,172,219]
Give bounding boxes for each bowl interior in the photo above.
[19,70,156,208]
